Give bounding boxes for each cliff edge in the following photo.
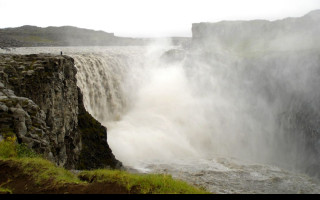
[0,54,121,169]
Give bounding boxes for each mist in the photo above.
[74,11,320,179]
[71,41,320,180]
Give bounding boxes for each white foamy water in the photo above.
[144,157,320,194]
[2,46,320,194]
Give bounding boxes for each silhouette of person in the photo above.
[60,51,63,56]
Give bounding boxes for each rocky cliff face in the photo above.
[0,54,121,169]
[192,10,320,53]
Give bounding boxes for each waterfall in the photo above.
[72,46,206,165]
[74,53,126,122]
[73,46,320,177]
[4,46,320,193]
[72,48,146,123]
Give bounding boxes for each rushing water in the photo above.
[2,46,320,194]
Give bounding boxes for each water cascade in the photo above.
[3,46,320,193]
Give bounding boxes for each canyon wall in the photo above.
[192,10,320,53]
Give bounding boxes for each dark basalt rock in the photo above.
[0,54,121,169]
[77,88,122,170]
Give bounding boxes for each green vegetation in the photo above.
[13,157,83,186]
[0,127,16,139]
[0,136,81,186]
[0,136,38,159]
[0,137,17,158]
[16,143,40,158]
[0,187,12,194]
[79,170,209,194]
[0,136,209,194]
[0,179,13,194]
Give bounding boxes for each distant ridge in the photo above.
[0,25,149,48]
[0,25,191,49]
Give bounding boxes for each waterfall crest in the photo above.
[73,48,146,123]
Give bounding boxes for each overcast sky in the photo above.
[0,0,319,37]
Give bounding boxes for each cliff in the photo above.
[192,10,320,53]
[0,54,121,169]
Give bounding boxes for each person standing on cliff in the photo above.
[60,51,63,56]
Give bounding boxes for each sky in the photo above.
[0,0,319,37]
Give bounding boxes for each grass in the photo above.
[79,170,209,194]
[0,179,13,194]
[0,187,12,194]
[0,136,84,187]
[0,136,209,194]
[12,157,84,186]
[0,136,39,159]
[0,137,17,158]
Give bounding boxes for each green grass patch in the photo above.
[0,186,12,194]
[0,136,209,194]
[79,169,209,194]
[0,137,17,158]
[0,136,39,159]
[0,179,13,194]
[0,137,83,186]
[16,143,39,158]
[11,157,84,186]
